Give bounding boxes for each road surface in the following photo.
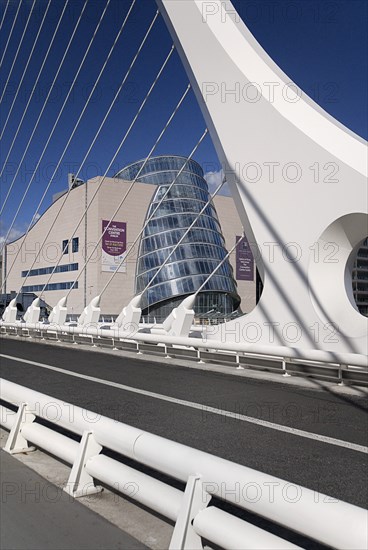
[0,337,367,549]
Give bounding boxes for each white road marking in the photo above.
[1,353,367,454]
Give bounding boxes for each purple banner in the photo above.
[102,221,127,273]
[102,220,126,256]
[236,235,254,281]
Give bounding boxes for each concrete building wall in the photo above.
[4,185,87,312]
[5,176,256,316]
[92,176,155,314]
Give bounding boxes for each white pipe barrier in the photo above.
[0,404,15,430]
[0,379,367,549]
[1,320,367,369]
[193,507,298,550]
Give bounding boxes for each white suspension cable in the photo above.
[0,0,22,69]
[0,0,36,105]
[146,218,241,328]
[140,178,226,296]
[0,0,104,251]
[0,0,10,32]
[0,0,70,197]
[51,1,155,192]
[0,0,52,140]
[64,80,190,300]
[99,128,209,299]
[46,42,178,298]
[194,233,243,295]
[7,11,161,297]
[2,0,138,295]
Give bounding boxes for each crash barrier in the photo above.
[1,379,367,549]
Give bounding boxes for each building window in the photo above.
[72,237,79,253]
[21,281,78,293]
[62,240,69,254]
[21,263,79,278]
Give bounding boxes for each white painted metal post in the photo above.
[236,353,244,370]
[282,358,291,377]
[197,350,204,364]
[169,475,210,550]
[4,403,36,454]
[64,430,103,498]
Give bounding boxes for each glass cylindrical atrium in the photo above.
[115,156,241,321]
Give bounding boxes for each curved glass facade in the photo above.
[116,156,240,321]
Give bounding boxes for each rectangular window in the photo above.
[62,240,69,255]
[21,263,78,278]
[21,281,78,293]
[72,237,79,253]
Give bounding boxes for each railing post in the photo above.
[4,403,36,454]
[169,474,209,550]
[338,364,345,386]
[137,342,142,355]
[236,353,244,370]
[197,349,205,364]
[282,358,291,377]
[64,430,103,498]
[165,345,171,359]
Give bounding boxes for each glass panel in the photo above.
[116,155,239,315]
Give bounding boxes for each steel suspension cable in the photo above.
[99,128,209,299]
[0,1,69,179]
[64,81,190,301]
[147,221,241,329]
[140,178,227,296]
[0,0,108,251]
[0,0,36,105]
[0,0,10,32]
[44,40,174,295]
[13,12,160,292]
[194,234,243,295]
[0,0,52,140]
[1,0,138,294]
[8,12,162,297]
[0,0,75,201]
[0,0,22,69]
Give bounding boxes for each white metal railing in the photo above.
[0,322,367,385]
[0,379,367,549]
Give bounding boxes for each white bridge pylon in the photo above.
[157,0,368,357]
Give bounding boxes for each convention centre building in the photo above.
[2,156,258,321]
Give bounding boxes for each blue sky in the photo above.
[0,0,367,241]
